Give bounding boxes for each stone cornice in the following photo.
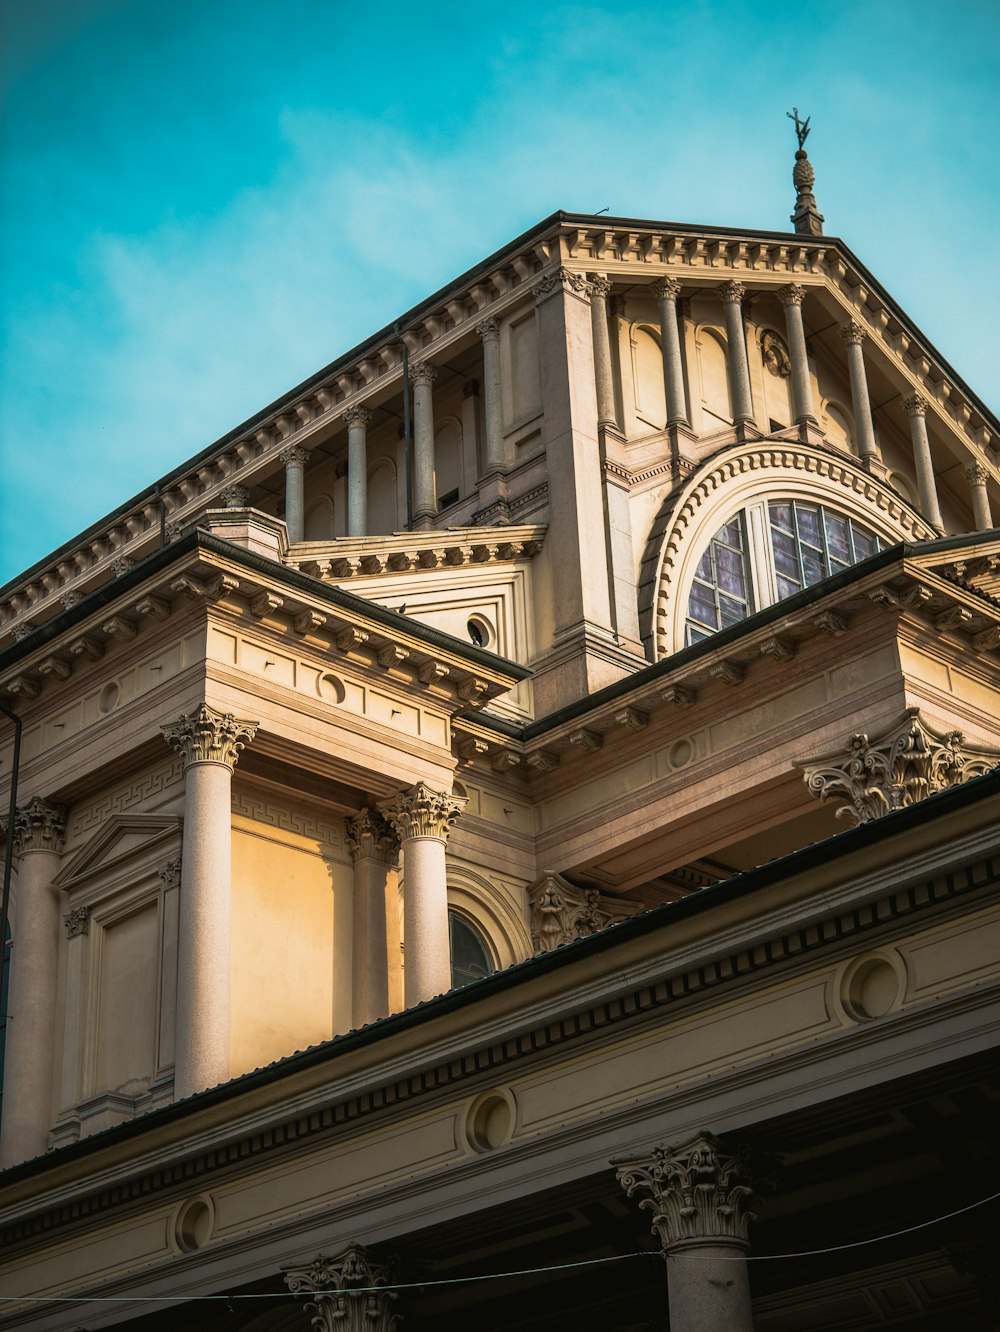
[290,523,546,581]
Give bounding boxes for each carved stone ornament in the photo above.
[532,267,591,304]
[11,622,37,642]
[280,444,309,468]
[653,276,682,302]
[797,708,1000,825]
[220,482,249,508]
[760,329,791,378]
[587,273,611,299]
[615,1132,756,1251]
[64,906,90,938]
[1,797,68,857]
[345,809,400,867]
[839,319,867,346]
[904,391,929,417]
[378,781,466,843]
[283,1244,399,1332]
[528,871,611,953]
[342,405,371,428]
[775,282,806,307]
[717,279,746,304]
[160,703,259,771]
[475,316,500,339]
[159,858,182,892]
[408,360,437,386]
[966,461,989,486]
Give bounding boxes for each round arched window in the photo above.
[448,912,494,990]
[685,499,884,646]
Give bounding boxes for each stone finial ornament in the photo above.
[797,708,1000,825]
[787,108,824,236]
[283,1244,399,1332]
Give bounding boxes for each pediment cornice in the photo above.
[53,812,182,892]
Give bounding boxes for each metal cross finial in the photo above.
[787,107,811,149]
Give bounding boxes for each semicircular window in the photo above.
[449,911,494,990]
[685,500,884,646]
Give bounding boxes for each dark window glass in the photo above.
[449,912,493,990]
[685,512,753,645]
[767,500,882,602]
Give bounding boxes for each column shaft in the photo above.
[967,463,993,532]
[840,322,879,460]
[654,277,690,426]
[777,285,816,426]
[282,445,307,543]
[477,320,505,473]
[905,394,945,533]
[588,275,617,428]
[411,363,437,524]
[668,1242,754,1332]
[344,407,370,538]
[719,283,754,424]
[347,810,398,1028]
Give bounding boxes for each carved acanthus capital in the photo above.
[587,273,611,300]
[280,444,309,468]
[776,282,807,307]
[653,276,682,302]
[64,906,90,938]
[528,871,612,953]
[475,316,500,340]
[342,405,372,429]
[409,360,438,386]
[11,622,37,642]
[532,267,591,304]
[797,708,1000,825]
[2,797,68,857]
[717,280,746,305]
[966,461,989,486]
[615,1133,757,1250]
[378,782,465,843]
[283,1245,398,1332]
[220,483,249,508]
[839,319,867,346]
[904,391,929,418]
[160,704,258,771]
[346,809,400,867]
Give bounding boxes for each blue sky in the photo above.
[2,0,998,584]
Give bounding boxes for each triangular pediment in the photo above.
[54,813,182,891]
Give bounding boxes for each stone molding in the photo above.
[797,708,1000,825]
[532,267,591,304]
[528,871,611,953]
[280,444,309,468]
[839,319,867,346]
[345,809,400,867]
[615,1132,756,1249]
[342,405,371,428]
[776,282,807,307]
[161,703,259,771]
[63,906,90,938]
[2,797,68,857]
[283,1245,398,1332]
[378,782,466,843]
[295,523,545,581]
[653,276,682,301]
[408,360,437,386]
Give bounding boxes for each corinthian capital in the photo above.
[532,267,591,304]
[409,360,437,386]
[378,781,466,843]
[966,461,989,486]
[280,444,309,468]
[587,273,611,299]
[345,809,400,867]
[161,703,258,770]
[904,391,929,417]
[2,797,68,857]
[220,482,249,508]
[717,280,746,304]
[653,276,682,301]
[776,282,807,307]
[342,405,371,428]
[615,1133,757,1250]
[839,319,867,345]
[475,316,500,340]
[283,1245,397,1332]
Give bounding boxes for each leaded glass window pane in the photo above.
[767,500,882,607]
[685,512,753,645]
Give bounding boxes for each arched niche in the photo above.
[304,494,334,541]
[434,416,463,509]
[822,398,855,452]
[694,325,732,426]
[445,865,532,971]
[642,440,937,659]
[367,459,397,536]
[758,325,793,429]
[629,323,667,430]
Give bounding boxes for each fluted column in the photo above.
[904,393,945,534]
[284,1245,397,1332]
[346,809,399,1027]
[616,1133,758,1332]
[653,276,690,427]
[776,284,816,429]
[839,320,879,462]
[343,406,371,538]
[0,798,67,1167]
[476,318,505,474]
[162,704,258,1098]
[966,462,994,532]
[379,782,465,1007]
[588,274,617,429]
[718,282,754,425]
[410,361,437,526]
[281,444,308,543]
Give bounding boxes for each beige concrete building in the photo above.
[1,147,999,1330]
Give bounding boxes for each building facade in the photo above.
[1,154,999,1329]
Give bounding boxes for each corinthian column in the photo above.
[587,274,617,429]
[653,276,690,428]
[718,282,754,425]
[839,320,879,464]
[378,782,465,1007]
[410,361,438,527]
[0,798,67,1167]
[904,393,945,534]
[343,406,371,538]
[476,318,506,474]
[283,1245,397,1332]
[346,809,399,1027]
[966,462,993,532]
[281,444,309,543]
[616,1133,758,1332]
[162,704,258,1098]
[776,284,816,431]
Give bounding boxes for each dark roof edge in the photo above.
[3,763,997,1187]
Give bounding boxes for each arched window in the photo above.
[685,499,884,645]
[448,911,493,989]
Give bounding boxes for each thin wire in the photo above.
[3,1187,999,1305]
